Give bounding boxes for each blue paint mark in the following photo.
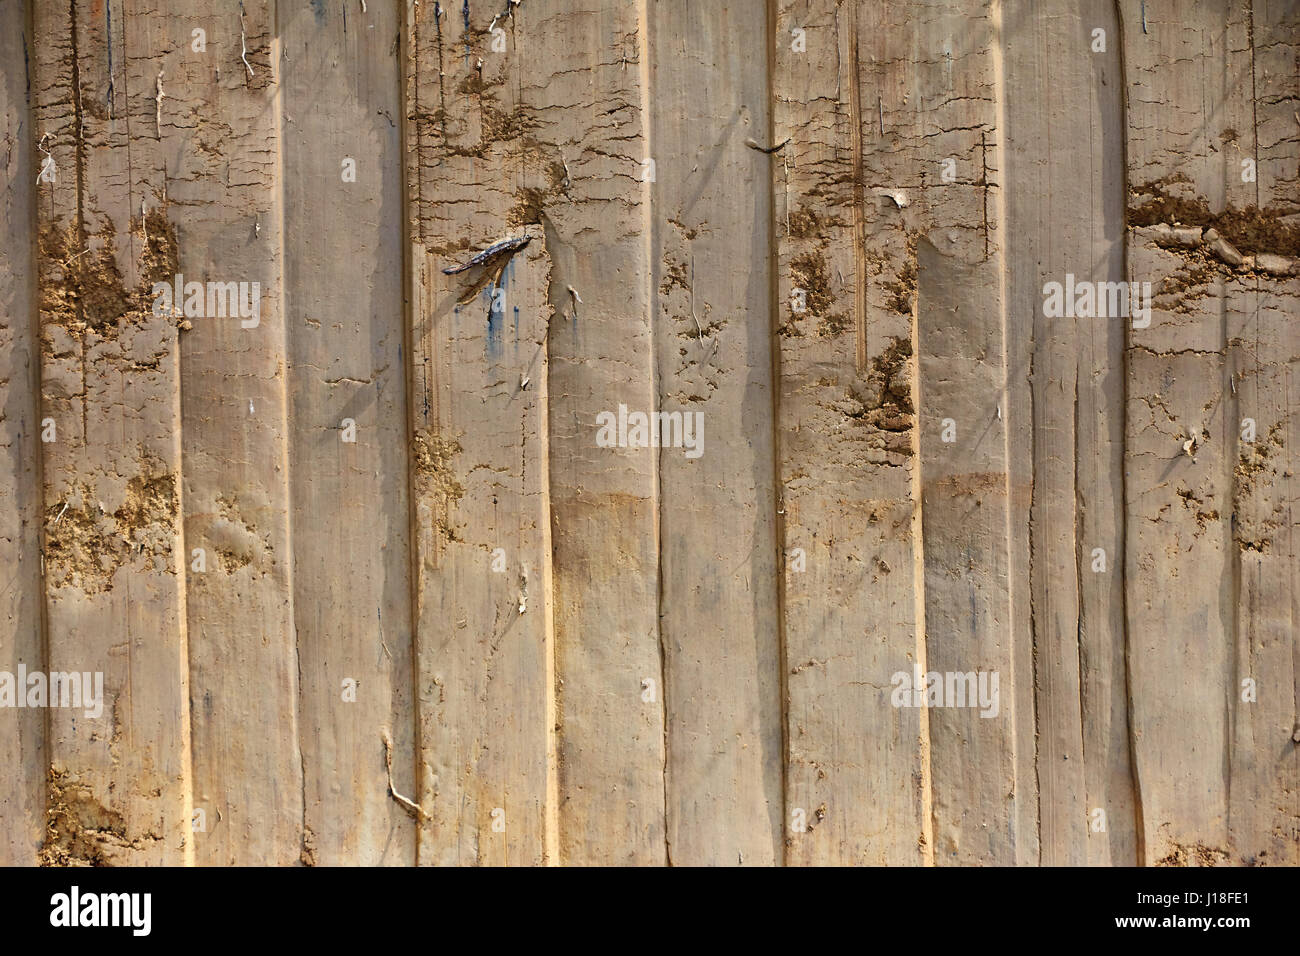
[486,283,503,359]
[310,0,327,23]
[463,0,471,61]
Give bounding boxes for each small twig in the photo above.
[689,254,715,355]
[36,133,54,185]
[489,0,523,32]
[240,3,255,79]
[155,70,165,139]
[559,148,572,193]
[383,732,427,821]
[784,152,790,236]
[442,234,530,275]
[745,137,789,154]
[54,501,70,524]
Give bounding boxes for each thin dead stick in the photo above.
[489,0,523,33]
[559,148,572,193]
[382,732,427,821]
[240,3,255,78]
[36,134,54,184]
[784,152,790,236]
[155,70,164,138]
[689,254,713,351]
[442,234,530,274]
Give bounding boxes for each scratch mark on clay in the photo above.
[105,2,113,116]
[847,6,869,370]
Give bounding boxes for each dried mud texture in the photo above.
[412,429,466,543]
[39,768,163,867]
[785,249,850,338]
[1129,179,1300,258]
[38,209,181,341]
[1155,840,1232,869]
[0,0,1296,868]
[42,464,178,593]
